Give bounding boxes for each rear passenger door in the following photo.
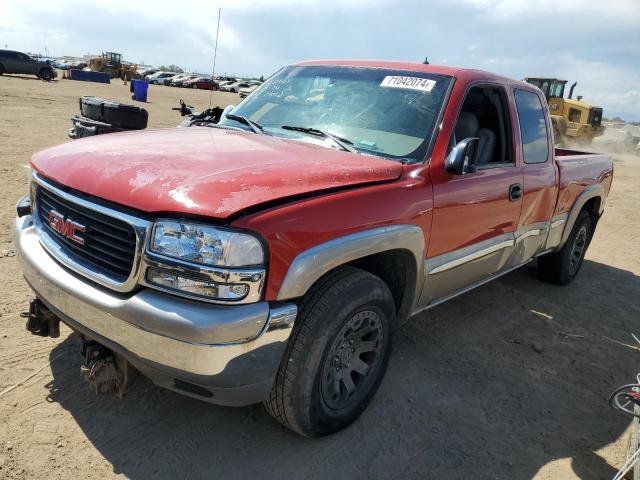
[509,89,558,266]
[15,53,36,75]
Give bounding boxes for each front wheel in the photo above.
[264,266,394,437]
[102,67,117,79]
[538,210,593,285]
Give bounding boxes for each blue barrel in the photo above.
[132,80,148,102]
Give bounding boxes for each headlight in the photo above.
[150,220,264,267]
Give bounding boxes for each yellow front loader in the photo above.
[525,77,605,146]
[89,52,137,79]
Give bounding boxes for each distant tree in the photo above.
[259,75,264,82]
[610,116,625,123]
[158,64,184,73]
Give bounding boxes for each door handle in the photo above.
[509,183,523,202]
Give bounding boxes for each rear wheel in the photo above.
[38,68,53,81]
[264,266,394,437]
[538,210,592,285]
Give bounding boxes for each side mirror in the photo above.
[445,137,479,175]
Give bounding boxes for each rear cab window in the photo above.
[514,89,549,164]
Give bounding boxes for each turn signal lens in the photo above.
[146,268,249,300]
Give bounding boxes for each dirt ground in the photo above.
[1,74,639,480]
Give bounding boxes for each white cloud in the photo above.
[446,0,640,25]
[1,0,638,118]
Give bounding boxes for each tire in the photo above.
[79,96,148,130]
[102,67,117,79]
[264,266,395,437]
[38,68,53,81]
[0,64,5,75]
[538,210,593,285]
[553,125,563,147]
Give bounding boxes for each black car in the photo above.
[0,50,56,80]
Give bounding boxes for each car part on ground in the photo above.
[79,96,148,130]
[68,115,129,139]
[68,96,148,138]
[172,99,225,126]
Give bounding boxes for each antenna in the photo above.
[208,8,222,109]
[423,57,429,65]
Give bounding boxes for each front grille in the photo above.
[35,184,137,282]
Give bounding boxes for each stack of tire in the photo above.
[68,96,148,139]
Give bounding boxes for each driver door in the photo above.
[420,84,523,305]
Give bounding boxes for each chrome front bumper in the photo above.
[14,214,297,406]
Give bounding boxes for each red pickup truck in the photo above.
[14,60,613,437]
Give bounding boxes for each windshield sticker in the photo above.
[380,76,436,92]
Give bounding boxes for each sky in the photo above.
[2,0,639,120]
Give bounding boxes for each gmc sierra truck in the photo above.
[14,60,613,437]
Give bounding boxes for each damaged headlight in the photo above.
[149,220,265,267]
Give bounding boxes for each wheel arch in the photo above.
[559,183,604,248]
[276,225,425,321]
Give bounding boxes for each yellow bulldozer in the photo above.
[89,52,137,79]
[525,77,605,146]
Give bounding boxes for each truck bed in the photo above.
[554,149,614,217]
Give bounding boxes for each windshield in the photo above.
[220,65,451,161]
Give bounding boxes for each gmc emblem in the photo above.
[48,210,86,245]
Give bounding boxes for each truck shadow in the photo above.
[46,259,639,479]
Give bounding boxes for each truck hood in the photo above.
[31,127,402,218]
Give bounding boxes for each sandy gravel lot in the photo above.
[0,74,639,480]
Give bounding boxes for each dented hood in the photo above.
[31,127,403,218]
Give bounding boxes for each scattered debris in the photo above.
[531,342,544,354]
[604,336,640,352]
[558,332,585,339]
[530,309,553,320]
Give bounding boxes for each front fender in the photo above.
[276,225,425,308]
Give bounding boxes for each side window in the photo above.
[2,51,17,59]
[568,108,581,123]
[514,89,549,164]
[450,85,513,166]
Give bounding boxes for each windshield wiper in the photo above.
[281,125,357,153]
[225,114,263,134]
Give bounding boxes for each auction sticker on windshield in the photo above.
[380,76,436,92]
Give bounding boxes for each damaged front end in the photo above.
[23,298,138,398]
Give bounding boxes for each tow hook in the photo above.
[21,298,60,338]
[79,337,138,398]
